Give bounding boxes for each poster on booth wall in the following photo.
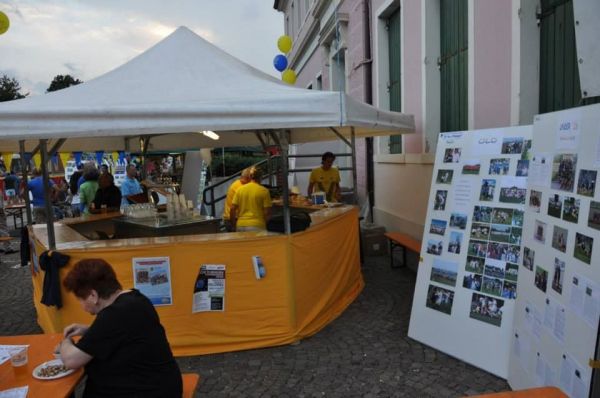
[507,104,600,398]
[132,257,173,306]
[408,125,532,379]
[192,264,225,313]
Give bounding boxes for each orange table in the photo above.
[466,386,568,397]
[0,333,84,397]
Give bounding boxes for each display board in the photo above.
[508,104,600,398]
[409,125,532,378]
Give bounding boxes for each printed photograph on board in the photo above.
[430,258,458,287]
[523,247,535,271]
[534,220,547,244]
[466,256,485,274]
[562,197,580,223]
[501,137,524,154]
[502,281,517,299]
[574,233,593,265]
[473,206,493,223]
[426,239,444,256]
[548,194,563,218]
[470,223,490,240]
[576,169,596,197]
[529,190,542,213]
[429,219,448,236]
[470,293,504,327]
[468,240,488,258]
[463,273,482,291]
[443,148,462,163]
[499,185,527,204]
[449,212,468,229]
[462,159,481,175]
[489,158,510,175]
[512,210,524,227]
[551,258,565,294]
[521,139,532,160]
[448,231,463,254]
[551,153,577,192]
[482,276,503,297]
[479,179,496,201]
[491,207,513,225]
[426,284,455,315]
[434,190,448,211]
[484,261,505,279]
[489,224,511,243]
[534,266,548,293]
[436,169,454,184]
[516,160,529,177]
[588,201,600,231]
[505,263,519,282]
[551,225,568,253]
[509,227,522,245]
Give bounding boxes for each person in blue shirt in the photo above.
[28,168,59,223]
[120,164,142,206]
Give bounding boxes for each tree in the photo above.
[46,74,83,92]
[0,74,28,102]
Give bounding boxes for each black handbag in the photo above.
[267,211,311,233]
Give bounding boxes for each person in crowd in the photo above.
[69,163,84,196]
[230,167,272,232]
[99,164,109,175]
[307,151,341,202]
[222,168,250,232]
[120,164,142,206]
[3,171,20,202]
[59,259,182,397]
[79,166,100,215]
[91,173,122,213]
[28,168,60,223]
[0,193,17,254]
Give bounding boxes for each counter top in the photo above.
[113,214,219,229]
[59,211,122,225]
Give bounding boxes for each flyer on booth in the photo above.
[132,257,173,306]
[192,264,225,313]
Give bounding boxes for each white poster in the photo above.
[132,257,173,306]
[408,125,532,378]
[192,264,225,313]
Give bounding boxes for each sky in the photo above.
[0,0,283,96]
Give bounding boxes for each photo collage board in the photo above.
[508,105,600,398]
[408,125,532,378]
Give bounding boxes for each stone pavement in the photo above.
[0,251,510,397]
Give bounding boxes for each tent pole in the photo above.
[39,139,56,250]
[19,140,33,226]
[350,127,358,204]
[276,131,291,235]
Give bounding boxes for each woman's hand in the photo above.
[63,323,89,339]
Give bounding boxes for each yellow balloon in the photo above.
[277,35,293,53]
[0,11,9,35]
[282,69,297,85]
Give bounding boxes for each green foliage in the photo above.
[211,153,268,177]
[47,74,83,92]
[0,74,28,102]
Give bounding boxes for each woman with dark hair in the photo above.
[90,173,122,213]
[79,165,100,215]
[59,259,182,398]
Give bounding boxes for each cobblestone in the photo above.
[0,250,510,397]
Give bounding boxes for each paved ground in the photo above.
[0,246,510,397]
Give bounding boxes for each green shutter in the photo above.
[440,0,468,133]
[388,7,402,154]
[539,0,600,112]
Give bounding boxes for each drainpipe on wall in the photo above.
[363,0,375,223]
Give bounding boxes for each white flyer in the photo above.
[132,257,173,306]
[192,264,226,313]
[556,110,581,150]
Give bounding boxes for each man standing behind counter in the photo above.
[230,167,272,232]
[307,152,341,202]
[120,164,142,206]
[222,168,251,232]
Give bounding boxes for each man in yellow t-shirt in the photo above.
[308,152,341,202]
[222,168,251,231]
[231,167,272,231]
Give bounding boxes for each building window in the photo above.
[387,7,402,154]
[316,74,322,90]
[330,46,346,92]
[440,0,468,132]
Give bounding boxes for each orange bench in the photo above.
[465,386,567,397]
[182,373,200,398]
[384,232,421,268]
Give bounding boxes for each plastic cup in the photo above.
[9,346,28,368]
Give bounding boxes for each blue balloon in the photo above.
[273,54,288,72]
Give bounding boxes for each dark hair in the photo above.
[63,259,122,299]
[321,152,335,163]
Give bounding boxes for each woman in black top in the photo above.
[59,259,182,398]
[91,173,122,213]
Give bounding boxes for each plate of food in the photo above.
[32,359,75,380]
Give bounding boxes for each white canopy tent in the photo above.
[0,26,414,152]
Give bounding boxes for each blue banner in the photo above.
[73,151,82,166]
[95,151,104,166]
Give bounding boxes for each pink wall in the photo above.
[473,1,512,129]
[402,0,423,153]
